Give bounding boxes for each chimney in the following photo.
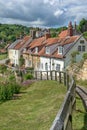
[73,21,77,35]
[45,33,51,40]
[68,21,73,36]
[30,30,36,39]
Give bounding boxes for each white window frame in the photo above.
[35,47,38,53]
[58,46,63,54]
[46,47,50,54]
[56,64,60,71]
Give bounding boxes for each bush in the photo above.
[24,73,33,80]
[0,64,7,73]
[0,82,21,101]
[83,53,87,60]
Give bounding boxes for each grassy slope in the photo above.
[0,54,7,60]
[73,95,87,130]
[0,80,66,130]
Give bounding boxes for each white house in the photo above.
[8,36,32,66]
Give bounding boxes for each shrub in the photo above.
[24,73,33,80]
[0,64,7,73]
[83,53,87,60]
[0,82,21,101]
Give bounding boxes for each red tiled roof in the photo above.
[45,37,59,46]
[14,36,30,50]
[58,30,68,38]
[23,34,80,59]
[61,36,80,46]
[29,37,45,49]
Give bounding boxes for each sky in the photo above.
[0,0,87,28]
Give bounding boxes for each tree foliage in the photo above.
[78,18,87,33]
[0,24,30,48]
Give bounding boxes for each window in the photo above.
[78,46,81,51]
[46,47,50,54]
[56,64,60,71]
[80,40,84,44]
[45,63,48,71]
[58,46,63,54]
[78,45,85,52]
[82,46,85,51]
[35,47,38,53]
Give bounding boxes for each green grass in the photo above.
[0,80,66,130]
[73,95,87,130]
[0,54,7,60]
[76,80,87,88]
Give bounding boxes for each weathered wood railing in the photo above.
[28,70,70,87]
[50,73,76,130]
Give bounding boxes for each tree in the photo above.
[78,18,87,33]
[71,51,79,63]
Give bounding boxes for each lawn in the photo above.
[0,80,66,130]
[73,95,87,130]
[0,53,7,60]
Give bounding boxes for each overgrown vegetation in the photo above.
[0,81,21,101]
[83,53,87,60]
[24,72,33,80]
[71,51,79,63]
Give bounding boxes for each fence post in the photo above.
[59,72,61,83]
[64,72,66,86]
[47,71,48,80]
[41,71,42,80]
[66,74,69,90]
[51,71,52,80]
[35,71,37,79]
[55,71,57,81]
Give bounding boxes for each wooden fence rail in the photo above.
[50,73,76,130]
[31,70,69,87]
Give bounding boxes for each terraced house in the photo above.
[8,36,32,66]
[23,22,87,71]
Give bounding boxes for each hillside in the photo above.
[0,24,30,49]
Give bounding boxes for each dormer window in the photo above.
[46,47,50,54]
[35,47,38,53]
[58,46,63,54]
[80,40,84,44]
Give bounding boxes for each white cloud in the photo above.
[54,10,64,17]
[0,0,87,27]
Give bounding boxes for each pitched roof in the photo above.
[58,30,68,38]
[29,36,45,49]
[14,36,30,50]
[60,36,80,46]
[23,33,81,59]
[45,37,59,46]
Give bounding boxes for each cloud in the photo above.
[0,0,87,27]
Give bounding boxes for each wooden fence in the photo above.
[50,74,76,130]
[28,70,70,88]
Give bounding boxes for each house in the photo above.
[23,22,87,71]
[8,36,32,66]
[23,33,50,69]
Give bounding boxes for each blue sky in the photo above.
[0,0,87,28]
